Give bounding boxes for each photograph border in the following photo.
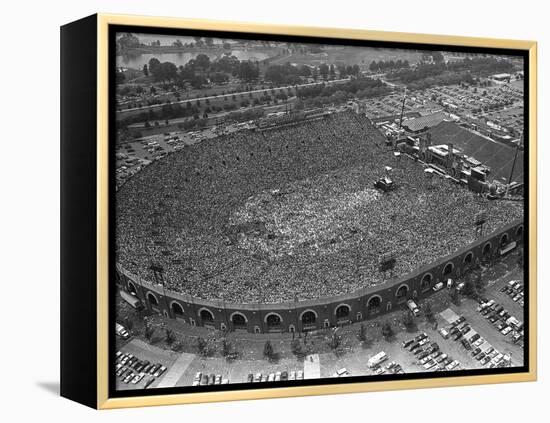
[97,13,537,409]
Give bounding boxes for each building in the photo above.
[116,221,523,334]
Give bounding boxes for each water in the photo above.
[117,50,269,70]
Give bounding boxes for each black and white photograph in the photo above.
[112,29,529,394]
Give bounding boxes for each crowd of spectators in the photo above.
[116,111,523,304]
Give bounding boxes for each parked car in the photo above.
[414,332,428,342]
[194,372,202,384]
[480,356,491,365]
[446,361,460,371]
[424,360,438,370]
[418,338,429,347]
[471,347,482,357]
[436,354,448,363]
[473,338,485,347]
[131,373,145,384]
[502,326,513,335]
[154,366,167,378]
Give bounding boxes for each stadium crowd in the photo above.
[116,111,523,304]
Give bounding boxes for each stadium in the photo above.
[116,111,524,333]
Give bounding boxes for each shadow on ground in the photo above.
[36,381,59,396]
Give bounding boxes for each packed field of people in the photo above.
[116,112,523,304]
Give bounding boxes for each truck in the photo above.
[406,300,420,316]
[120,290,144,311]
[115,322,130,339]
[433,282,444,292]
[367,351,388,368]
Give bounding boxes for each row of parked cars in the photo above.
[402,333,460,372]
[501,280,525,307]
[477,298,524,347]
[115,351,167,388]
[443,315,511,368]
[193,372,229,386]
[247,370,304,383]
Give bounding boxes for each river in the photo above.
[117,50,270,69]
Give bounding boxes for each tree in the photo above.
[222,338,231,357]
[402,311,415,330]
[117,33,140,50]
[432,51,445,63]
[518,246,524,268]
[197,337,208,356]
[115,72,126,84]
[165,328,175,345]
[238,61,259,81]
[424,302,435,322]
[449,287,460,305]
[329,332,341,350]
[358,324,367,342]
[263,340,274,360]
[290,339,303,357]
[193,36,203,47]
[473,270,486,294]
[193,53,211,70]
[329,64,336,79]
[144,319,154,340]
[463,279,477,298]
[123,318,133,331]
[381,321,394,340]
[148,58,161,74]
[319,63,329,79]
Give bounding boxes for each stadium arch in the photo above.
[170,301,184,318]
[127,281,137,295]
[334,304,351,321]
[265,312,283,329]
[516,225,524,240]
[299,309,318,325]
[366,295,382,315]
[463,251,474,266]
[395,284,409,303]
[420,273,433,293]
[146,292,159,307]
[198,307,214,322]
[442,262,454,278]
[500,232,510,246]
[230,311,248,328]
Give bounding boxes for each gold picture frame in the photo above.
[61,13,537,409]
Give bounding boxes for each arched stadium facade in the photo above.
[116,219,523,334]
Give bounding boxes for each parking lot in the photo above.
[115,255,525,389]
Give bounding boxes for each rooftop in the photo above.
[402,111,448,132]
